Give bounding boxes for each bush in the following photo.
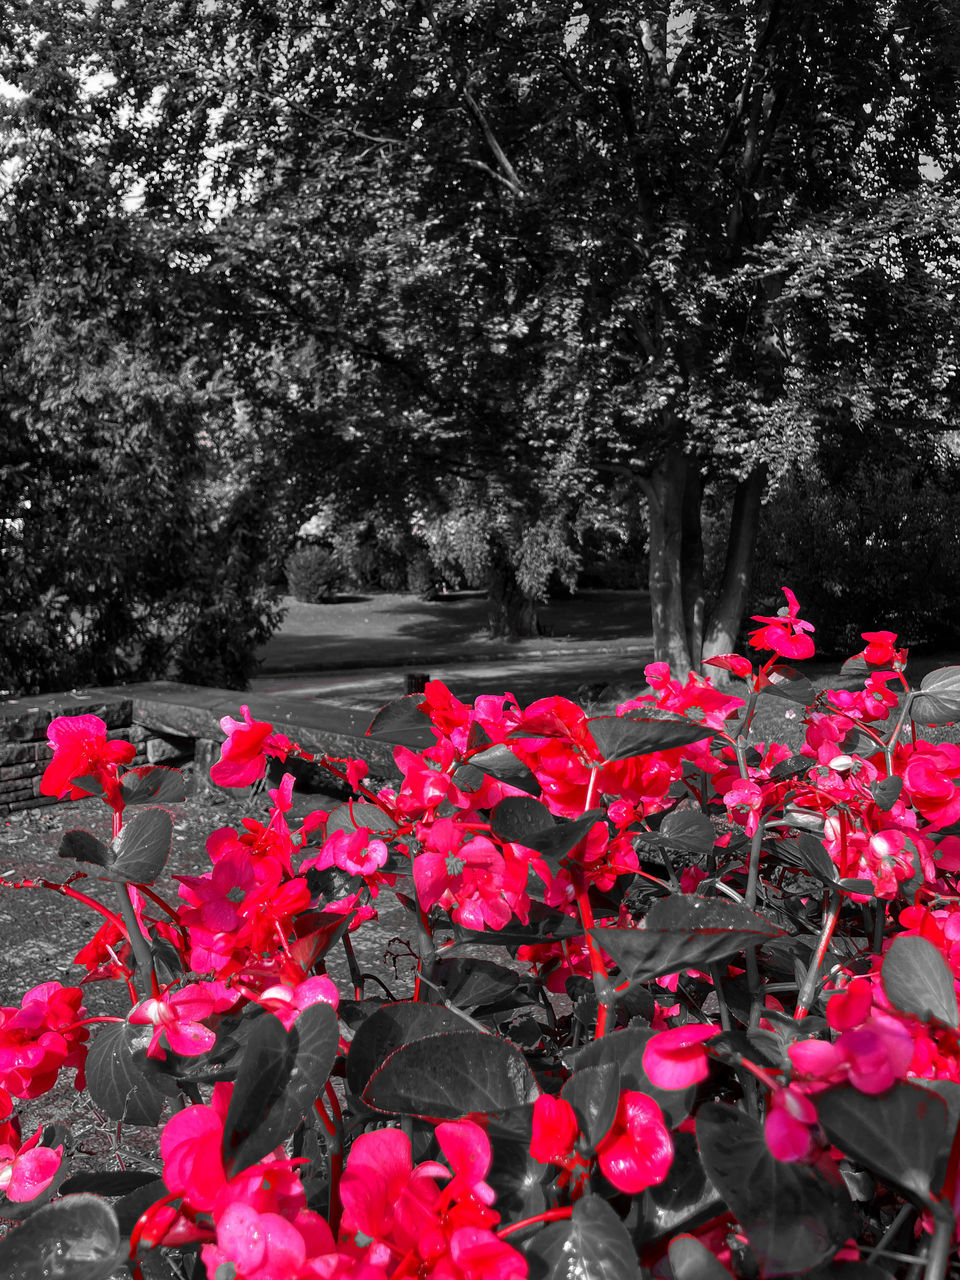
[284,544,340,602]
[751,447,960,652]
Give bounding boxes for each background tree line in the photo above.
[2,0,960,694]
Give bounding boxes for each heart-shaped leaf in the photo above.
[325,802,397,837]
[781,833,838,886]
[0,1193,121,1280]
[366,694,433,745]
[561,1063,620,1149]
[107,808,172,884]
[346,1002,468,1096]
[756,664,816,705]
[431,958,532,1011]
[668,1233,735,1280]
[490,796,555,843]
[910,667,960,725]
[586,716,712,763]
[363,1030,538,1119]
[815,1082,950,1204]
[120,765,187,805]
[769,754,812,782]
[221,1013,297,1177]
[638,810,717,855]
[644,1133,723,1248]
[882,934,959,1029]
[697,1102,855,1276]
[592,897,784,987]
[870,776,903,811]
[467,744,541,795]
[284,1001,340,1118]
[523,1193,640,1279]
[58,829,112,870]
[86,1022,166,1127]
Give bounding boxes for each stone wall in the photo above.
[0,682,400,813]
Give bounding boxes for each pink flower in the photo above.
[859,631,906,668]
[210,706,294,788]
[595,1092,674,1194]
[129,981,235,1059]
[643,1023,721,1089]
[748,588,815,661]
[701,653,754,680]
[721,778,764,837]
[0,1122,63,1202]
[254,976,340,1030]
[40,714,135,803]
[764,1087,818,1162]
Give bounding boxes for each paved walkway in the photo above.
[249,590,656,709]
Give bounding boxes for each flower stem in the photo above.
[497,1206,574,1238]
[795,891,841,1020]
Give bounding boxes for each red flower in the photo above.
[643,1023,721,1089]
[0,1121,63,1202]
[859,631,906,668]
[210,706,294,788]
[747,588,815,661]
[530,1095,579,1165]
[40,714,135,802]
[595,1092,674,1194]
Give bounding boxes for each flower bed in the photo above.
[1,590,960,1279]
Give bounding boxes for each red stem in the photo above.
[497,1205,574,1238]
[5,877,127,933]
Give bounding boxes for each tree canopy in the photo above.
[2,0,960,687]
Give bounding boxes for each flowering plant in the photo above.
[3,589,960,1279]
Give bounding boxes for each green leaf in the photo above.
[592,896,784,987]
[58,829,112,870]
[0,1193,121,1280]
[696,1102,855,1276]
[86,1022,165,1127]
[366,694,433,746]
[523,1194,640,1280]
[586,716,712,763]
[120,765,186,805]
[490,796,555,843]
[869,776,903,811]
[346,1002,468,1097]
[910,667,960,725]
[221,1013,297,1177]
[756,664,816,705]
[815,1082,951,1204]
[467,744,541,795]
[668,1233,735,1280]
[363,1030,538,1119]
[107,808,172,884]
[561,1063,620,1149]
[325,802,397,837]
[882,934,959,1028]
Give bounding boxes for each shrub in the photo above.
[284,544,340,602]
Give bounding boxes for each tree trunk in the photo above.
[702,465,767,663]
[486,547,541,640]
[681,465,705,669]
[640,449,694,676]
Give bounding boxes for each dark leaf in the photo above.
[86,1022,165,1126]
[363,1030,538,1119]
[586,716,712,763]
[638,810,717,854]
[60,1170,159,1198]
[815,1082,951,1203]
[696,1102,855,1276]
[781,833,838,885]
[0,1194,121,1280]
[107,808,172,884]
[910,668,960,725]
[490,796,555,843]
[432,958,532,1010]
[869,776,903,811]
[120,765,186,805]
[346,1002,467,1096]
[524,1193,640,1280]
[644,1132,722,1245]
[592,897,784,987]
[283,1001,340,1117]
[561,1063,619,1149]
[882,935,959,1028]
[769,754,812,782]
[448,906,584,950]
[520,810,606,865]
[366,694,432,745]
[756,664,816,705]
[221,1013,297,1177]
[325,802,397,837]
[668,1233,735,1280]
[58,829,112,870]
[114,1178,167,1239]
[468,744,541,795]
